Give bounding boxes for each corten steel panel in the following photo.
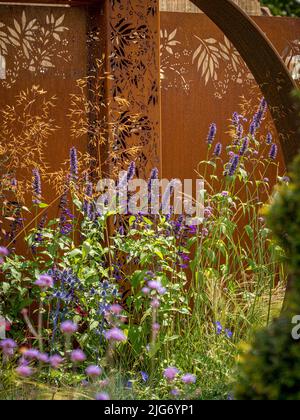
[105,0,161,179]
[0,4,105,248]
[190,0,299,166]
[160,13,300,184]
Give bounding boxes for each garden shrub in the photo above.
[236,155,300,400]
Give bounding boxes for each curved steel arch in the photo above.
[190,0,300,166]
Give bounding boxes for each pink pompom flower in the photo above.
[164,367,179,381]
[105,328,127,342]
[0,338,17,357]
[182,373,197,384]
[60,320,78,335]
[96,393,110,401]
[35,274,53,289]
[0,246,9,257]
[71,349,86,363]
[16,365,33,377]
[49,354,64,369]
[86,365,102,377]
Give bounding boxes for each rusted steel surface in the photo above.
[189,0,299,166]
[105,0,161,179]
[161,13,300,183]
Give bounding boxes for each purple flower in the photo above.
[70,147,78,181]
[213,142,222,157]
[35,274,53,289]
[239,138,249,156]
[96,393,110,400]
[207,123,217,146]
[170,389,181,397]
[0,246,9,257]
[23,349,39,360]
[269,144,278,160]
[164,367,179,381]
[71,349,86,363]
[105,328,126,342]
[251,98,267,133]
[140,371,149,383]
[225,329,233,339]
[127,161,136,181]
[148,280,162,291]
[182,373,197,384]
[60,321,78,335]
[86,365,102,377]
[161,179,181,212]
[249,120,256,136]
[0,338,17,356]
[216,321,223,335]
[236,123,243,140]
[266,132,273,145]
[110,304,123,315]
[148,167,159,196]
[221,191,229,197]
[37,353,49,363]
[32,168,42,204]
[49,354,64,369]
[228,155,239,176]
[16,365,33,378]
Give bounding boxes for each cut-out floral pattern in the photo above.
[160,26,299,98]
[0,10,70,88]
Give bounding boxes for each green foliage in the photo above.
[261,0,300,16]
[236,154,300,400]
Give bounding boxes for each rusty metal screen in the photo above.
[0,3,106,201]
[160,13,300,181]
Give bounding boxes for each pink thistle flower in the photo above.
[110,304,123,315]
[60,320,78,335]
[16,365,33,377]
[96,393,110,400]
[71,349,86,363]
[182,373,197,384]
[0,246,9,257]
[164,367,179,381]
[105,328,127,342]
[49,354,64,369]
[0,338,17,356]
[35,274,53,289]
[23,349,39,360]
[158,287,166,296]
[0,257,4,265]
[37,353,49,363]
[148,280,162,291]
[86,365,102,377]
